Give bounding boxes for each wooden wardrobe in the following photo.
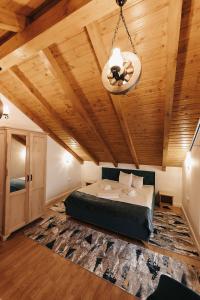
[0,127,47,240]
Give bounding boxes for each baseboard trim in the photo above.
[0,232,9,241]
[46,186,81,206]
[182,204,200,253]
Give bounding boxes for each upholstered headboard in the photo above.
[102,167,155,187]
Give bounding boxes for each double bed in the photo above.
[65,168,155,241]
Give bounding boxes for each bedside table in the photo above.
[158,191,174,206]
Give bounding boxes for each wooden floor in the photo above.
[0,203,199,300]
[0,234,137,300]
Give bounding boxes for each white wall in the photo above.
[82,161,183,206]
[46,137,82,201]
[0,94,82,202]
[0,94,42,131]
[182,124,200,247]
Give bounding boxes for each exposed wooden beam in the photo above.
[9,66,98,164]
[0,8,26,32]
[0,0,121,71]
[86,23,140,169]
[162,0,183,170]
[41,47,118,167]
[0,84,83,163]
[112,96,140,169]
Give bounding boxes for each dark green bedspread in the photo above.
[65,191,154,241]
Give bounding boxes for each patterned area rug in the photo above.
[25,215,200,300]
[149,209,200,259]
[50,201,200,259]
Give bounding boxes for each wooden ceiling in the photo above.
[0,0,199,168]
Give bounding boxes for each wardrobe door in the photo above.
[29,133,46,221]
[4,130,30,237]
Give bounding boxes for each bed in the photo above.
[65,168,155,241]
[10,177,26,193]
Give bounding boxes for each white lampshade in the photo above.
[185,151,192,172]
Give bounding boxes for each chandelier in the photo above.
[0,99,9,119]
[102,0,142,95]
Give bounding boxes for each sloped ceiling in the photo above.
[0,0,199,168]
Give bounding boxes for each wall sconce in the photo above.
[0,99,9,120]
[185,151,192,172]
[20,148,26,160]
[62,152,73,165]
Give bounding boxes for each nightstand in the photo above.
[158,191,174,206]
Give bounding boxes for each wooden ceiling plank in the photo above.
[0,7,26,32]
[9,66,98,164]
[162,0,183,170]
[86,23,140,169]
[41,47,118,167]
[0,84,83,163]
[0,0,125,71]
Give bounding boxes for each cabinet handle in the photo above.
[30,174,33,181]
[27,175,29,182]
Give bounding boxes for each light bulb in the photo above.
[3,104,9,115]
[109,48,123,69]
[62,152,73,164]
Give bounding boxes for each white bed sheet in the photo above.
[78,179,154,209]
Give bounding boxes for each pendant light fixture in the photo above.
[0,99,9,120]
[102,0,141,95]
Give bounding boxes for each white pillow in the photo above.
[128,188,136,197]
[132,174,143,189]
[119,171,132,187]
